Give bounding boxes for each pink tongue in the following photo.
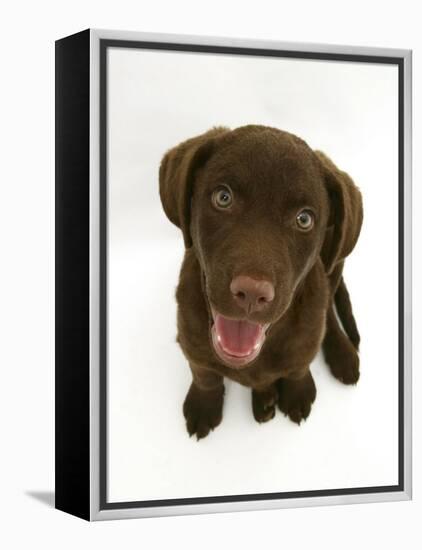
[215,314,263,357]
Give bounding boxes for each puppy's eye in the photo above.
[212,186,233,210]
[296,209,314,231]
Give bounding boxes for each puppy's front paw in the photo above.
[183,383,224,440]
[278,371,316,425]
[252,386,278,423]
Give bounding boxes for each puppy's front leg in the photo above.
[183,365,225,440]
[277,369,316,425]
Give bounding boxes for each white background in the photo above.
[107,49,398,502]
[0,0,420,548]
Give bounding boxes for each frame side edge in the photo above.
[403,49,412,500]
[55,28,91,521]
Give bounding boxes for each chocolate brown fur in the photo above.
[159,125,363,439]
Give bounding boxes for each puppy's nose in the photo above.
[230,275,275,314]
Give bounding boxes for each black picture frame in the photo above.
[55,29,412,521]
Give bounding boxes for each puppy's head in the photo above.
[159,125,362,369]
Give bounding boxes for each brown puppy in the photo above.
[159,125,363,439]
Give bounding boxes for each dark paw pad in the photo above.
[279,399,312,425]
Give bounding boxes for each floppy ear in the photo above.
[159,126,229,248]
[316,151,363,275]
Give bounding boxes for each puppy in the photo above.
[159,125,363,439]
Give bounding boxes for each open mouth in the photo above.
[210,308,270,368]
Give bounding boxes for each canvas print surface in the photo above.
[105,47,398,503]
